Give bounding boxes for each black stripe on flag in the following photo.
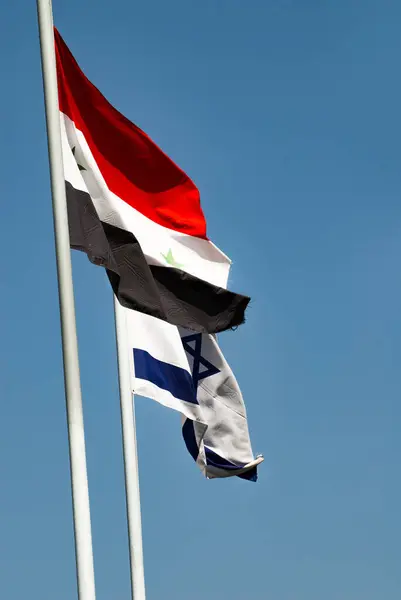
[66,182,249,333]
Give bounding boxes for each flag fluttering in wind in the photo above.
[126,309,262,480]
[55,29,249,334]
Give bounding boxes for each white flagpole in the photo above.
[113,296,146,600]
[36,2,96,599]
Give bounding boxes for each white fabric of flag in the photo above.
[125,309,262,481]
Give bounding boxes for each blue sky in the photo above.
[1,1,400,598]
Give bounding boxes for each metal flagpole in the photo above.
[113,296,146,600]
[36,1,96,599]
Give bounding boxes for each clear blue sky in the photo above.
[1,1,400,598]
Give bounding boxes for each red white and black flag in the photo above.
[55,29,249,333]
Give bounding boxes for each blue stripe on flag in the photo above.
[134,349,198,405]
[181,419,258,481]
[182,418,200,461]
[204,446,258,482]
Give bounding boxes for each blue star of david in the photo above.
[181,333,220,389]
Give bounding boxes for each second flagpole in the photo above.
[113,297,146,600]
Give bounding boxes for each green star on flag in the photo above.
[161,248,184,269]
[72,146,86,171]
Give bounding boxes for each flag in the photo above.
[126,309,262,480]
[55,29,249,334]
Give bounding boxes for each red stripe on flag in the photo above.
[55,28,207,239]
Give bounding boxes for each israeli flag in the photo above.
[126,310,262,481]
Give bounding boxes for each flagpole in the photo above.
[36,2,96,599]
[113,296,146,600]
